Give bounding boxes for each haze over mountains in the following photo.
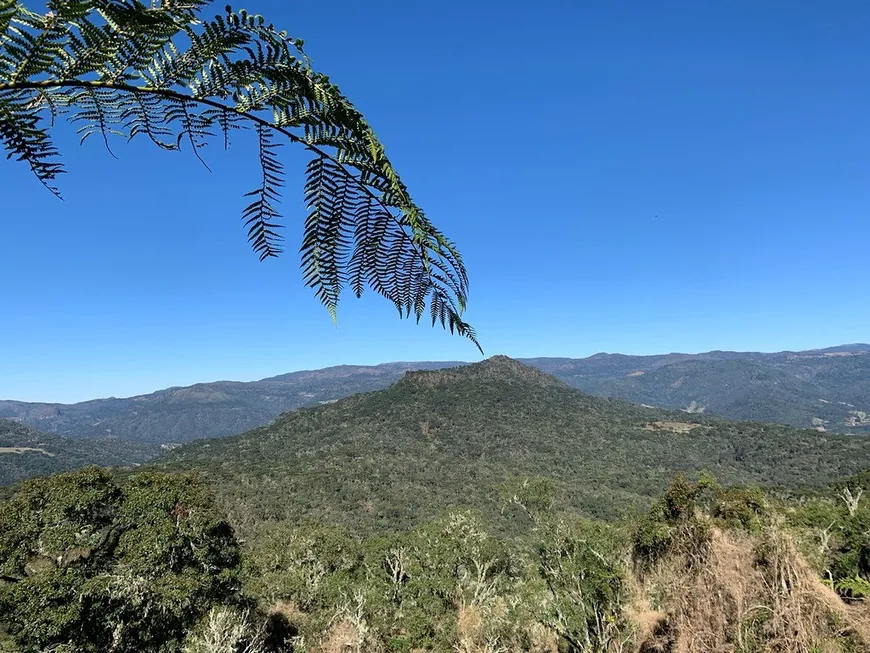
[2,345,868,447]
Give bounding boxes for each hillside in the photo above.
[161,357,870,534]
[528,345,870,433]
[0,362,462,444]
[0,418,158,486]
[3,346,867,447]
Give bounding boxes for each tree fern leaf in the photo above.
[242,123,284,261]
[69,86,123,155]
[119,90,176,149]
[0,0,478,347]
[0,89,63,195]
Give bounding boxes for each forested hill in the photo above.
[3,345,869,446]
[0,418,158,486]
[160,356,870,535]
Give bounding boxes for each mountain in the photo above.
[526,346,870,433]
[0,418,159,486]
[160,357,870,534]
[0,361,462,444]
[2,345,869,447]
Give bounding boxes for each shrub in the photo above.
[538,519,630,652]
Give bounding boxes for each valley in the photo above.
[3,360,870,653]
[0,418,159,487]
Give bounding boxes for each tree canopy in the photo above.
[0,467,243,652]
[0,0,478,348]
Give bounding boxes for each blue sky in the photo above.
[2,0,869,403]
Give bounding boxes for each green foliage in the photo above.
[711,485,768,532]
[365,511,518,651]
[0,0,476,346]
[243,511,531,652]
[243,511,631,652]
[3,462,869,652]
[833,575,870,599]
[161,358,870,537]
[499,476,560,525]
[537,519,629,652]
[0,467,242,652]
[632,474,716,571]
[246,521,362,613]
[787,478,870,602]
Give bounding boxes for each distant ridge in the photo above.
[2,344,869,449]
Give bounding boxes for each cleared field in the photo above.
[0,447,54,457]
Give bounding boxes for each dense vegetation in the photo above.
[2,465,869,652]
[160,357,870,536]
[0,418,158,486]
[3,347,866,456]
[0,468,244,652]
[3,358,869,651]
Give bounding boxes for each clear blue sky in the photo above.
[2,0,869,403]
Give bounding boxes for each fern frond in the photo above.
[0,89,63,195]
[0,0,479,348]
[6,8,65,83]
[69,86,124,154]
[119,90,176,149]
[162,95,212,168]
[0,1,16,61]
[202,106,243,149]
[301,155,357,320]
[242,123,284,261]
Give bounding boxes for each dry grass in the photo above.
[643,422,701,434]
[631,524,870,653]
[269,600,307,626]
[313,620,358,653]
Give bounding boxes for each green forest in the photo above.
[2,466,870,652]
[3,361,870,651]
[159,358,870,535]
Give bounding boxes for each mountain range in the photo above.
[159,356,870,535]
[2,345,868,447]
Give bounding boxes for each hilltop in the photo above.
[3,345,868,449]
[161,357,870,534]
